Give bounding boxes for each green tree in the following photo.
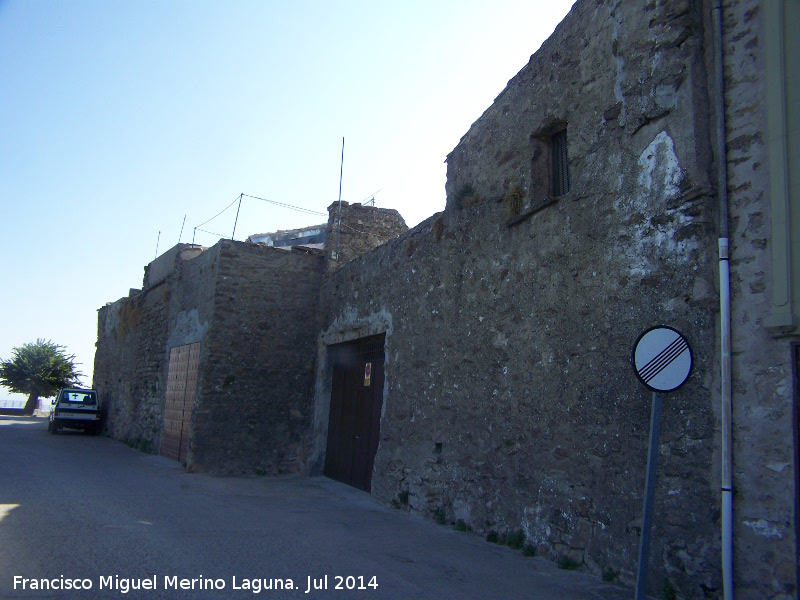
[0,339,83,415]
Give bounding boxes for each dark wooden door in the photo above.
[324,335,385,491]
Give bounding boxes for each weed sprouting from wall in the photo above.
[454,184,483,210]
[433,215,444,242]
[503,183,525,218]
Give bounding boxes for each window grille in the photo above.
[552,129,570,197]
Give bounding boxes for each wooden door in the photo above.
[324,335,385,491]
[161,342,200,463]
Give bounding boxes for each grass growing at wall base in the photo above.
[124,437,152,454]
[557,556,580,571]
[662,579,677,600]
[602,568,619,582]
[391,490,410,509]
[506,529,526,550]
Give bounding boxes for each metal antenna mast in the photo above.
[334,137,344,260]
[231,194,243,240]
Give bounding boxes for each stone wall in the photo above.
[94,241,325,474]
[94,203,406,469]
[721,1,799,598]
[313,1,722,597]
[325,201,408,271]
[189,241,324,474]
[90,1,799,596]
[95,246,218,453]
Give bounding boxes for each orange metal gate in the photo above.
[160,342,200,463]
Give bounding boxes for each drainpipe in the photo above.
[711,1,733,598]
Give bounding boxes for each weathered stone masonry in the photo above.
[94,202,407,472]
[311,1,799,599]
[95,241,325,473]
[325,201,407,271]
[720,1,800,598]
[93,1,799,598]
[189,242,324,474]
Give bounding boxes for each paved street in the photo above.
[0,417,630,599]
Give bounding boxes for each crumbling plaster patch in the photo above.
[321,307,393,346]
[742,519,784,540]
[613,130,699,278]
[166,308,208,350]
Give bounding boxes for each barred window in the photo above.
[530,124,570,204]
[551,129,570,197]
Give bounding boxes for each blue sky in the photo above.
[0,0,574,401]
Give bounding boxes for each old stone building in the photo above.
[94,241,325,472]
[309,1,797,599]
[94,204,406,473]
[94,1,798,598]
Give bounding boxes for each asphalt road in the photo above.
[0,417,631,600]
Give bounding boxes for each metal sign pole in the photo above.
[631,326,692,600]
[635,391,663,600]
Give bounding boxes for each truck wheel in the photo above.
[50,422,58,435]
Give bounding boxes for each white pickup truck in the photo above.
[48,388,101,435]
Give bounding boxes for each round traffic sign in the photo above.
[632,326,692,392]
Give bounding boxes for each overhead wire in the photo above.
[195,195,242,229]
[188,192,327,244]
[195,227,228,238]
[241,193,327,216]
[358,189,381,204]
[185,188,385,245]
